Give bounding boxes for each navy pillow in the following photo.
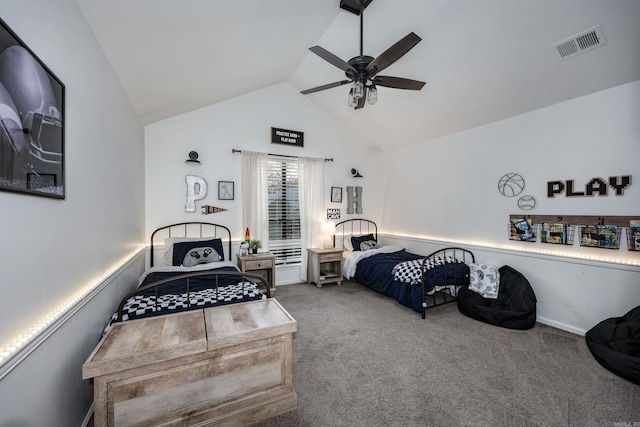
[351,234,376,251]
[172,238,225,265]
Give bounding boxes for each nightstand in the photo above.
[307,247,344,288]
[237,253,276,297]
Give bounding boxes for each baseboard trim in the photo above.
[536,316,587,336]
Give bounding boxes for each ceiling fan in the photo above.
[300,0,426,109]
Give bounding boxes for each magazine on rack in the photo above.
[541,222,567,244]
[511,218,535,241]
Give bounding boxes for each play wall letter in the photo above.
[185,175,208,212]
[547,175,631,198]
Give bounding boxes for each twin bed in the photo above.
[87,222,295,427]
[110,221,271,326]
[336,219,474,318]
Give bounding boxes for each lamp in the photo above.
[321,220,336,248]
[348,88,357,107]
[367,84,377,105]
[352,80,364,99]
[185,151,200,164]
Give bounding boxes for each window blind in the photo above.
[267,157,301,265]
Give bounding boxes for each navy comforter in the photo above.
[353,250,469,313]
[113,266,265,324]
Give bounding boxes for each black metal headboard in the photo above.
[335,219,378,249]
[150,222,232,267]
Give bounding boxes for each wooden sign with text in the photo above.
[271,127,303,147]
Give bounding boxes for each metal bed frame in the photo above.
[114,222,271,322]
[335,219,474,318]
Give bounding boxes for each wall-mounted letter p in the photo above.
[185,175,208,212]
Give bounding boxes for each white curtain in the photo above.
[241,151,269,251]
[298,156,325,282]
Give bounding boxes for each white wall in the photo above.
[145,82,383,283]
[380,81,640,334]
[0,1,146,425]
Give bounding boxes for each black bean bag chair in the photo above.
[585,306,640,385]
[457,265,536,330]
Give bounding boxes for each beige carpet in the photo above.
[252,280,639,427]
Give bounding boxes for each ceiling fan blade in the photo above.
[374,75,426,90]
[309,46,357,73]
[301,80,352,95]
[366,32,422,77]
[355,86,367,109]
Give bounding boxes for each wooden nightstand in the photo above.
[307,247,344,288]
[237,253,276,297]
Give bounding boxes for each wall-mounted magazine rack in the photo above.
[509,215,640,251]
[627,225,640,252]
[509,218,537,242]
[540,222,575,245]
[579,225,622,249]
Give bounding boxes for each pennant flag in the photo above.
[201,205,228,215]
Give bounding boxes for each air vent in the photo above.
[552,25,606,60]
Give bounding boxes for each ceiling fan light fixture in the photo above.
[367,85,377,105]
[348,88,358,107]
[352,80,364,99]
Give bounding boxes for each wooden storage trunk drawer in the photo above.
[84,299,297,427]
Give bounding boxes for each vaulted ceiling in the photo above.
[75,0,640,152]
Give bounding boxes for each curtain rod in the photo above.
[232,149,333,162]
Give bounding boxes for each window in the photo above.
[267,157,301,265]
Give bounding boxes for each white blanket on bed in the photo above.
[138,261,239,286]
[342,246,405,279]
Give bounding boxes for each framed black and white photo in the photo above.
[0,18,65,199]
[218,181,234,200]
[331,186,342,203]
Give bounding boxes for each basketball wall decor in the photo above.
[498,173,525,197]
[517,195,536,210]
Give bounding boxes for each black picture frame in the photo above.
[0,18,65,199]
[331,187,342,203]
[218,181,234,200]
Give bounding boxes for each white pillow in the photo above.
[343,237,354,252]
[468,263,500,299]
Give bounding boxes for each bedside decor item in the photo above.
[0,18,65,199]
[185,175,208,212]
[249,239,262,254]
[331,186,342,202]
[218,181,234,200]
[239,241,249,256]
[185,151,200,164]
[321,220,336,248]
